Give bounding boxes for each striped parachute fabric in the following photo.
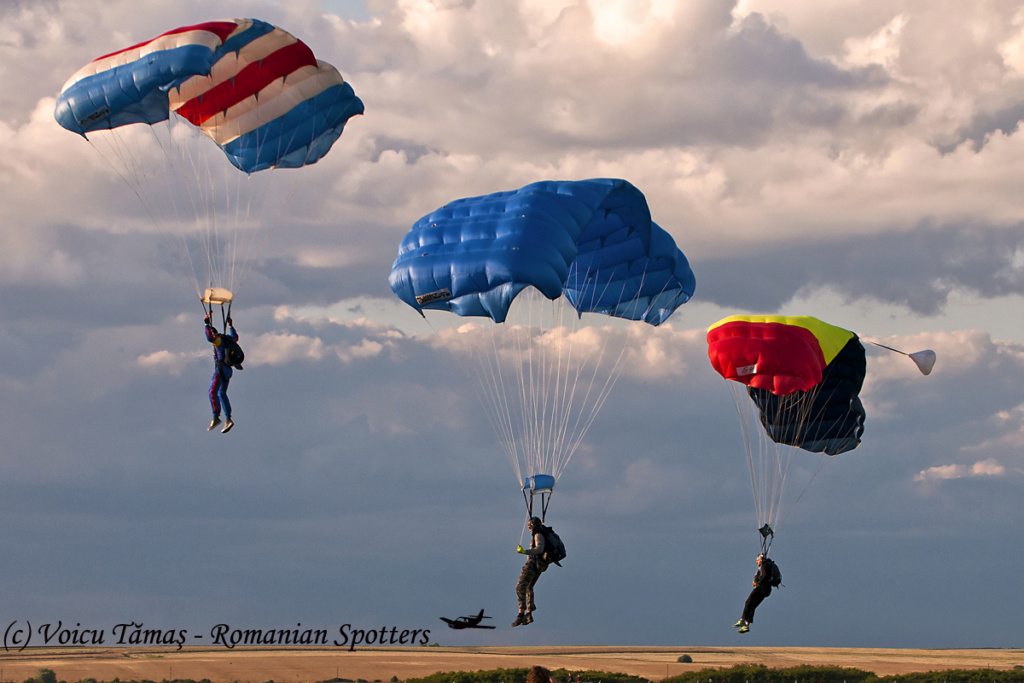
[55,19,363,172]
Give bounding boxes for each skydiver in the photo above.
[733,553,775,633]
[512,516,549,626]
[205,314,238,434]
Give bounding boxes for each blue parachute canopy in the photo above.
[388,179,696,324]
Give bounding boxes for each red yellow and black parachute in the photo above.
[707,314,866,455]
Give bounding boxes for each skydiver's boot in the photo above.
[511,613,528,627]
[738,625,750,633]
[524,612,533,624]
[221,418,234,434]
[732,619,746,629]
[208,417,222,431]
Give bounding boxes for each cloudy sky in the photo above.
[2,0,1024,652]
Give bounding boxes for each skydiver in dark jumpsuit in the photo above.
[734,553,774,633]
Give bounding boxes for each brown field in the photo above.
[1,646,1022,682]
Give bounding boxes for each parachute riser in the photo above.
[759,523,774,557]
[203,301,232,334]
[522,487,552,524]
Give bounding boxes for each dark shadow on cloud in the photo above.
[724,13,888,89]
[255,247,398,308]
[369,136,437,164]
[585,12,890,151]
[858,100,919,128]
[0,224,188,327]
[934,101,1024,154]
[698,219,1024,314]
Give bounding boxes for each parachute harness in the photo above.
[204,298,232,334]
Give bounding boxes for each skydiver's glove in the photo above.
[517,545,525,554]
[204,315,212,326]
[226,316,232,326]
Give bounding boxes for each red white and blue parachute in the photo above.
[55,20,363,317]
[55,19,363,173]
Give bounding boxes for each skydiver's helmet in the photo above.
[528,517,542,532]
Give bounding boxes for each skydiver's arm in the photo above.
[522,531,546,556]
[754,564,769,586]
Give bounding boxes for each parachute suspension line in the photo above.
[430,309,526,488]
[87,123,206,300]
[522,486,552,522]
[759,523,774,557]
[768,392,803,529]
[516,293,542,483]
[729,383,764,528]
[770,382,837,532]
[552,268,646,479]
[487,314,526,486]
[226,164,263,297]
[730,384,803,535]
[734,380,838,539]
[535,295,574,484]
[157,116,219,299]
[454,280,641,492]
[188,121,224,293]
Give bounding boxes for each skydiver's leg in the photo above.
[209,370,222,417]
[742,587,767,624]
[514,561,541,625]
[219,376,232,420]
[516,562,534,613]
[525,569,541,622]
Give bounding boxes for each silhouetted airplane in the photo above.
[439,609,495,629]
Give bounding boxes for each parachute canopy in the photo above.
[390,179,695,519]
[707,314,866,455]
[55,19,364,173]
[389,178,696,325]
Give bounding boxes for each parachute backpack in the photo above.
[540,524,567,567]
[220,335,245,370]
[764,556,782,588]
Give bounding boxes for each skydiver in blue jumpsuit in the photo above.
[205,314,237,434]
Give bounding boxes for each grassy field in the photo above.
[1,646,1022,682]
